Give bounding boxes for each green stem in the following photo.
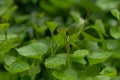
[98,32,107,50]
[65,36,71,67]
[4,31,7,40]
[51,33,56,56]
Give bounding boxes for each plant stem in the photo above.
[65,36,71,67]
[4,31,7,40]
[98,32,107,50]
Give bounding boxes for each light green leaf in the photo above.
[111,9,120,20]
[100,67,117,77]
[28,64,41,80]
[94,19,106,35]
[70,10,85,26]
[16,43,48,59]
[5,60,30,74]
[54,34,64,47]
[45,54,67,68]
[94,75,111,80]
[52,68,78,80]
[46,21,58,35]
[96,0,119,10]
[83,77,93,80]
[71,50,89,64]
[0,23,9,32]
[88,51,112,66]
[2,5,17,21]
[0,34,18,54]
[72,50,89,58]
[0,34,17,41]
[4,55,16,66]
[110,27,120,39]
[0,7,7,16]
[75,58,87,65]
[69,34,78,44]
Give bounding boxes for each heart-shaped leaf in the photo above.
[16,43,48,59]
[5,60,30,74]
[106,40,119,50]
[100,67,117,77]
[93,19,106,35]
[52,68,78,80]
[46,21,58,35]
[94,75,111,80]
[82,32,101,42]
[71,50,89,63]
[45,53,67,68]
[88,51,112,66]
[111,50,120,59]
[111,9,120,20]
[4,55,16,66]
[110,27,120,39]
[0,34,18,41]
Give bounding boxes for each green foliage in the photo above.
[0,0,120,80]
[16,43,48,60]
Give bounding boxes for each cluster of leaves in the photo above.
[0,0,120,80]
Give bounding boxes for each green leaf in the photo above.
[0,23,9,32]
[70,10,85,25]
[82,32,101,42]
[2,5,17,22]
[5,60,30,74]
[111,9,120,20]
[71,50,89,64]
[28,64,41,80]
[0,7,7,17]
[83,77,93,80]
[0,34,18,54]
[87,51,112,66]
[110,27,120,39]
[50,0,76,9]
[72,50,89,58]
[94,76,111,80]
[52,68,78,80]
[46,21,58,35]
[57,28,67,39]
[16,43,48,59]
[69,34,78,44]
[0,34,17,41]
[112,50,120,59]
[0,72,17,80]
[100,67,117,77]
[54,34,64,47]
[15,15,29,24]
[96,0,119,10]
[106,39,119,50]
[93,19,106,35]
[4,55,16,66]
[45,54,67,68]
